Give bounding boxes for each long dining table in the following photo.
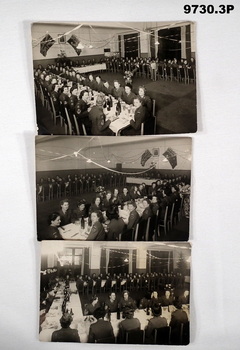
[39,282,190,343]
[59,222,91,240]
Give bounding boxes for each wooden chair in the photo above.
[72,114,88,136]
[95,336,115,343]
[132,223,139,241]
[49,95,64,127]
[126,329,145,344]
[145,217,151,241]
[154,326,171,345]
[64,107,73,135]
[159,206,169,236]
[169,202,175,230]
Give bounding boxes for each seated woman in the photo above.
[102,191,112,211]
[89,196,102,215]
[105,206,125,241]
[72,199,87,222]
[129,185,141,200]
[84,295,101,315]
[137,85,152,116]
[111,188,120,206]
[45,212,63,240]
[86,211,106,241]
[121,97,147,135]
[59,199,72,226]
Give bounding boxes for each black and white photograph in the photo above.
[33,21,197,136]
[36,136,192,241]
[39,240,191,344]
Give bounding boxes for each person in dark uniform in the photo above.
[118,290,137,311]
[122,97,146,135]
[120,188,131,204]
[145,304,168,342]
[95,75,104,92]
[89,95,114,136]
[160,290,174,306]
[121,201,140,241]
[170,300,189,345]
[122,84,136,105]
[45,212,63,240]
[51,313,80,342]
[88,307,114,343]
[117,307,140,343]
[72,199,87,222]
[112,80,124,99]
[59,199,72,226]
[102,80,114,96]
[84,295,101,315]
[179,290,190,305]
[105,292,118,312]
[106,206,125,241]
[86,212,106,241]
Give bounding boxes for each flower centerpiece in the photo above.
[123,70,133,84]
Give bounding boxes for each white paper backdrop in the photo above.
[1,0,240,349]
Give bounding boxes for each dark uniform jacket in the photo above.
[88,319,114,343]
[145,316,168,339]
[89,106,113,136]
[51,327,80,342]
[86,221,106,241]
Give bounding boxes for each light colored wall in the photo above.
[36,137,192,172]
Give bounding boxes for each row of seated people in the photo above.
[42,182,186,241]
[40,279,189,345]
[40,55,196,82]
[36,173,126,201]
[50,303,189,344]
[40,269,186,294]
[34,66,155,135]
[76,271,186,295]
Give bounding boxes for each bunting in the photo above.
[163,148,177,169]
[40,34,55,57]
[67,34,82,56]
[141,149,152,166]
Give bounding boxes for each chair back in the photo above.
[64,107,73,135]
[132,223,139,241]
[126,329,144,344]
[180,321,190,345]
[95,336,115,343]
[154,326,171,345]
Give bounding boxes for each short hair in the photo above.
[60,313,73,328]
[151,304,162,317]
[93,307,106,319]
[60,199,69,206]
[127,201,137,208]
[125,83,132,90]
[80,90,88,99]
[70,85,78,93]
[138,85,146,93]
[122,306,134,319]
[77,199,86,207]
[48,212,60,225]
[106,206,119,220]
[96,95,104,106]
[133,97,141,103]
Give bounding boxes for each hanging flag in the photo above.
[67,35,82,56]
[163,148,177,169]
[40,34,55,57]
[141,149,152,166]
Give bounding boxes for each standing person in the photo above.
[51,313,80,342]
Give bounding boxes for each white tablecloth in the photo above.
[75,63,107,74]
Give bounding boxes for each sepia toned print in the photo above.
[36,136,192,242]
[32,21,197,136]
[39,241,191,344]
